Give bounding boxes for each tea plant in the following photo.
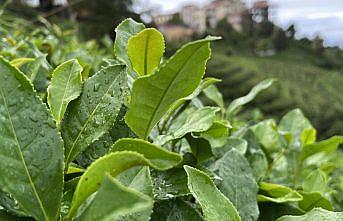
[0,18,342,221]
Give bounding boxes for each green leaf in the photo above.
[216,150,259,221]
[243,130,268,181]
[301,128,316,145]
[184,165,241,221]
[128,28,165,76]
[114,18,145,77]
[151,198,204,221]
[226,78,275,118]
[199,120,230,148]
[61,65,128,165]
[151,168,189,200]
[302,169,327,193]
[213,138,247,157]
[156,106,220,145]
[10,57,35,68]
[299,136,343,162]
[167,77,221,116]
[298,191,333,212]
[186,134,214,163]
[47,59,83,125]
[250,119,284,154]
[276,208,343,221]
[279,109,313,147]
[258,182,303,203]
[111,138,182,170]
[76,175,153,221]
[0,58,63,221]
[203,85,224,111]
[117,166,153,221]
[68,146,181,218]
[125,37,219,139]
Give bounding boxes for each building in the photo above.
[154,0,248,36]
[206,0,245,30]
[159,25,193,42]
[251,0,269,22]
[180,5,207,33]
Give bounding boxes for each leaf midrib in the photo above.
[65,69,122,164]
[143,32,151,76]
[143,43,207,139]
[0,87,50,221]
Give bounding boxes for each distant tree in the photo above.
[214,18,240,44]
[286,24,295,39]
[73,0,140,39]
[272,27,288,51]
[312,36,324,56]
[241,10,254,37]
[39,0,54,11]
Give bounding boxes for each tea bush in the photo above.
[0,18,342,221]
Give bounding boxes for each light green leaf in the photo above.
[61,65,128,165]
[301,128,316,145]
[302,169,327,193]
[10,57,35,68]
[114,18,145,77]
[216,150,259,221]
[111,138,182,170]
[199,120,230,148]
[258,182,303,203]
[156,106,220,145]
[203,84,224,111]
[298,191,333,212]
[184,165,241,221]
[76,175,153,221]
[0,58,63,221]
[68,145,181,218]
[47,59,83,125]
[226,78,275,118]
[279,109,313,147]
[125,37,220,139]
[299,136,343,162]
[276,208,343,221]
[128,28,165,76]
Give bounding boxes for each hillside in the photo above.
[208,42,343,137]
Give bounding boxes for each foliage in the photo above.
[0,17,342,221]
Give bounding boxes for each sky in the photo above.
[146,0,343,47]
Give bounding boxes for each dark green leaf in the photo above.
[216,150,259,221]
[0,58,63,221]
[76,175,152,221]
[62,65,128,165]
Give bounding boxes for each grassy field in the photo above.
[208,42,343,137]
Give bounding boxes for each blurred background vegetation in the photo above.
[0,0,342,138]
